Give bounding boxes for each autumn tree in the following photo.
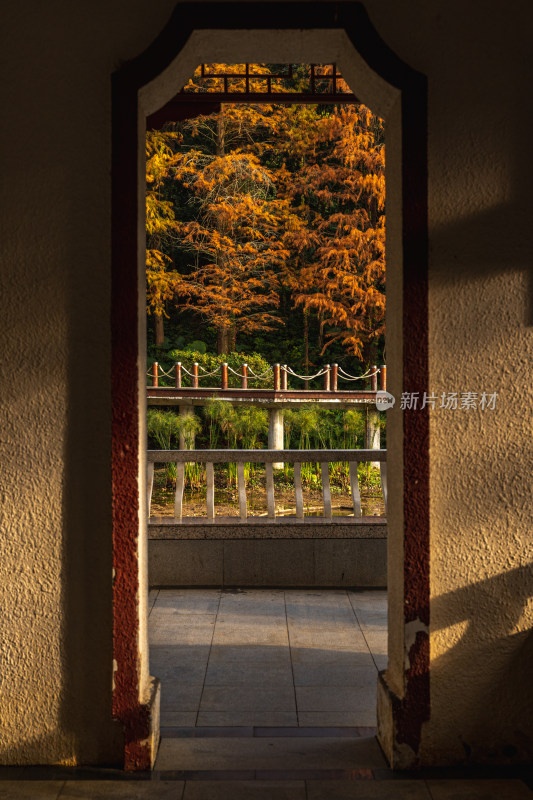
[145,64,385,364]
[150,64,300,353]
[273,102,385,362]
[146,129,183,345]
[169,145,293,352]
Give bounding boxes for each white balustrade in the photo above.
[147,449,387,522]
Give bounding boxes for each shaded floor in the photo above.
[149,588,387,729]
[2,590,531,798]
[1,776,532,798]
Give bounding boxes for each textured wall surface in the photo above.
[0,0,531,767]
[0,0,178,765]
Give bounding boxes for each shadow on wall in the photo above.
[430,564,533,764]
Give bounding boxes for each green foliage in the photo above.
[152,349,273,389]
[147,407,202,450]
[146,64,386,367]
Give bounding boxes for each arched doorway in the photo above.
[111,2,428,770]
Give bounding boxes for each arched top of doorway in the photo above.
[114,2,425,123]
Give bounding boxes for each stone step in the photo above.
[155,734,386,772]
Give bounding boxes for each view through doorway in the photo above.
[111,7,430,771]
[145,61,389,768]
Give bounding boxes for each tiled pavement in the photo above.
[149,588,387,730]
[1,590,531,798]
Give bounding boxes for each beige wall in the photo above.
[0,0,177,765]
[371,1,533,764]
[0,0,531,766]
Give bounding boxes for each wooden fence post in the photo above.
[324,364,331,391]
[331,364,338,392]
[380,365,387,391]
[371,365,378,392]
[273,364,280,391]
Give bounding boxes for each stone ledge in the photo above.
[149,517,387,540]
[149,537,387,587]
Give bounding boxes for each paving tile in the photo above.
[60,782,184,799]
[197,711,298,726]
[288,631,368,650]
[291,647,374,668]
[353,610,388,631]
[149,623,215,646]
[298,711,377,726]
[183,780,306,800]
[155,735,387,771]
[204,661,293,686]
[362,631,388,656]
[163,727,254,738]
[160,682,204,712]
[200,685,296,712]
[296,686,376,713]
[219,588,286,604]
[293,663,378,687]
[348,589,388,604]
[285,590,352,606]
[0,783,64,800]
[148,590,159,614]
[150,645,211,665]
[426,779,533,799]
[161,712,198,727]
[254,726,362,737]
[150,614,218,629]
[212,627,288,647]
[216,606,287,619]
[208,645,291,665]
[307,780,432,799]
[151,659,207,684]
[287,611,361,625]
[155,590,221,615]
[373,655,388,671]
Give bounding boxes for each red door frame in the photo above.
[111,2,429,769]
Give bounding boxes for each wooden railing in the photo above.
[147,449,387,522]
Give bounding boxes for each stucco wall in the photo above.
[0,0,178,765]
[0,0,531,767]
[368,1,533,764]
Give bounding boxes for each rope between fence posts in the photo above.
[337,366,380,381]
[245,366,273,380]
[285,366,329,381]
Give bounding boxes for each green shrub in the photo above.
[151,349,273,389]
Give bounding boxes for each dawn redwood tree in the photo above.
[170,144,293,353]
[145,129,183,345]
[145,64,385,363]
[275,103,385,362]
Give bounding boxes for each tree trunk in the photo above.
[229,322,236,353]
[317,312,324,352]
[216,111,225,156]
[215,110,229,357]
[217,326,230,355]
[304,310,309,371]
[154,313,165,347]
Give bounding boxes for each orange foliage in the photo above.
[146,64,385,358]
